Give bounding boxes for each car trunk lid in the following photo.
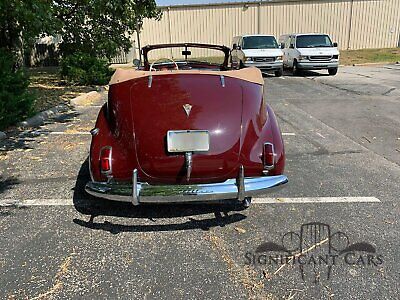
[130,74,243,183]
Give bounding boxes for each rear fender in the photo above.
[89,104,139,182]
[239,102,285,176]
[265,104,285,175]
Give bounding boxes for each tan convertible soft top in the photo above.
[109,67,264,86]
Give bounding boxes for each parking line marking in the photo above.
[0,199,75,207]
[0,197,381,207]
[282,132,296,136]
[252,197,381,204]
[49,132,91,135]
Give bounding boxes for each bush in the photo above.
[0,49,35,130]
[60,52,113,85]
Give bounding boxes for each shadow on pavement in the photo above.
[72,158,247,233]
[300,70,330,77]
[0,175,20,194]
[283,69,330,77]
[0,110,80,152]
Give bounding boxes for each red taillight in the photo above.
[263,143,275,170]
[100,147,112,173]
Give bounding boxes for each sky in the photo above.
[156,0,244,6]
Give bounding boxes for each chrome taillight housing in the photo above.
[100,146,112,174]
[263,142,275,170]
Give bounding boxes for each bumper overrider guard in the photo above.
[85,166,288,205]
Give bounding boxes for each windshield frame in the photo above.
[241,35,279,50]
[295,34,333,48]
[142,43,230,70]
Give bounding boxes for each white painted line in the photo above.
[26,199,76,206]
[0,197,381,207]
[282,132,296,136]
[49,131,91,135]
[0,199,75,207]
[316,132,326,139]
[252,197,381,204]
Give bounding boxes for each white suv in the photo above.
[231,35,284,77]
[279,33,340,75]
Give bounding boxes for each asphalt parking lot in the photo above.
[0,65,399,299]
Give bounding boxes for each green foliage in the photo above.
[1,0,160,62]
[57,0,161,59]
[0,49,35,130]
[0,1,58,53]
[0,1,161,128]
[60,52,114,85]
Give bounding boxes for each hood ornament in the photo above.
[183,104,192,117]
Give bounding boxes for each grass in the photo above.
[340,48,400,65]
[27,67,94,112]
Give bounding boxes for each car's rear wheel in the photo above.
[239,60,245,69]
[292,60,301,76]
[240,197,252,209]
[275,68,283,77]
[328,68,338,76]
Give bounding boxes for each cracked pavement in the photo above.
[0,65,399,299]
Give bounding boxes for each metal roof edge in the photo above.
[158,0,331,10]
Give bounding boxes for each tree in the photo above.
[55,0,161,59]
[0,0,161,129]
[56,1,161,84]
[0,1,54,128]
[0,0,160,61]
[0,0,58,64]
[0,49,34,130]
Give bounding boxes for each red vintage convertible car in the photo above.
[85,43,287,207]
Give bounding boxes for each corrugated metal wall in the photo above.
[349,0,400,49]
[138,0,400,58]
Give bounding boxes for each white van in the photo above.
[278,33,339,75]
[231,35,283,77]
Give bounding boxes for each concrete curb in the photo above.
[0,131,6,141]
[340,62,400,67]
[16,88,106,129]
[70,86,106,107]
[70,91,101,107]
[18,104,70,129]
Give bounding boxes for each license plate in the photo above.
[167,130,210,152]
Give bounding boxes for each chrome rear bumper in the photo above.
[244,61,283,71]
[85,168,288,205]
[297,61,339,69]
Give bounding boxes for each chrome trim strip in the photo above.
[85,174,288,204]
[90,128,99,136]
[220,75,225,87]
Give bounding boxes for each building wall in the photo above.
[137,0,400,58]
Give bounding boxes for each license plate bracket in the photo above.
[167,130,210,152]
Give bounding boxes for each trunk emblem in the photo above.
[183,104,192,117]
